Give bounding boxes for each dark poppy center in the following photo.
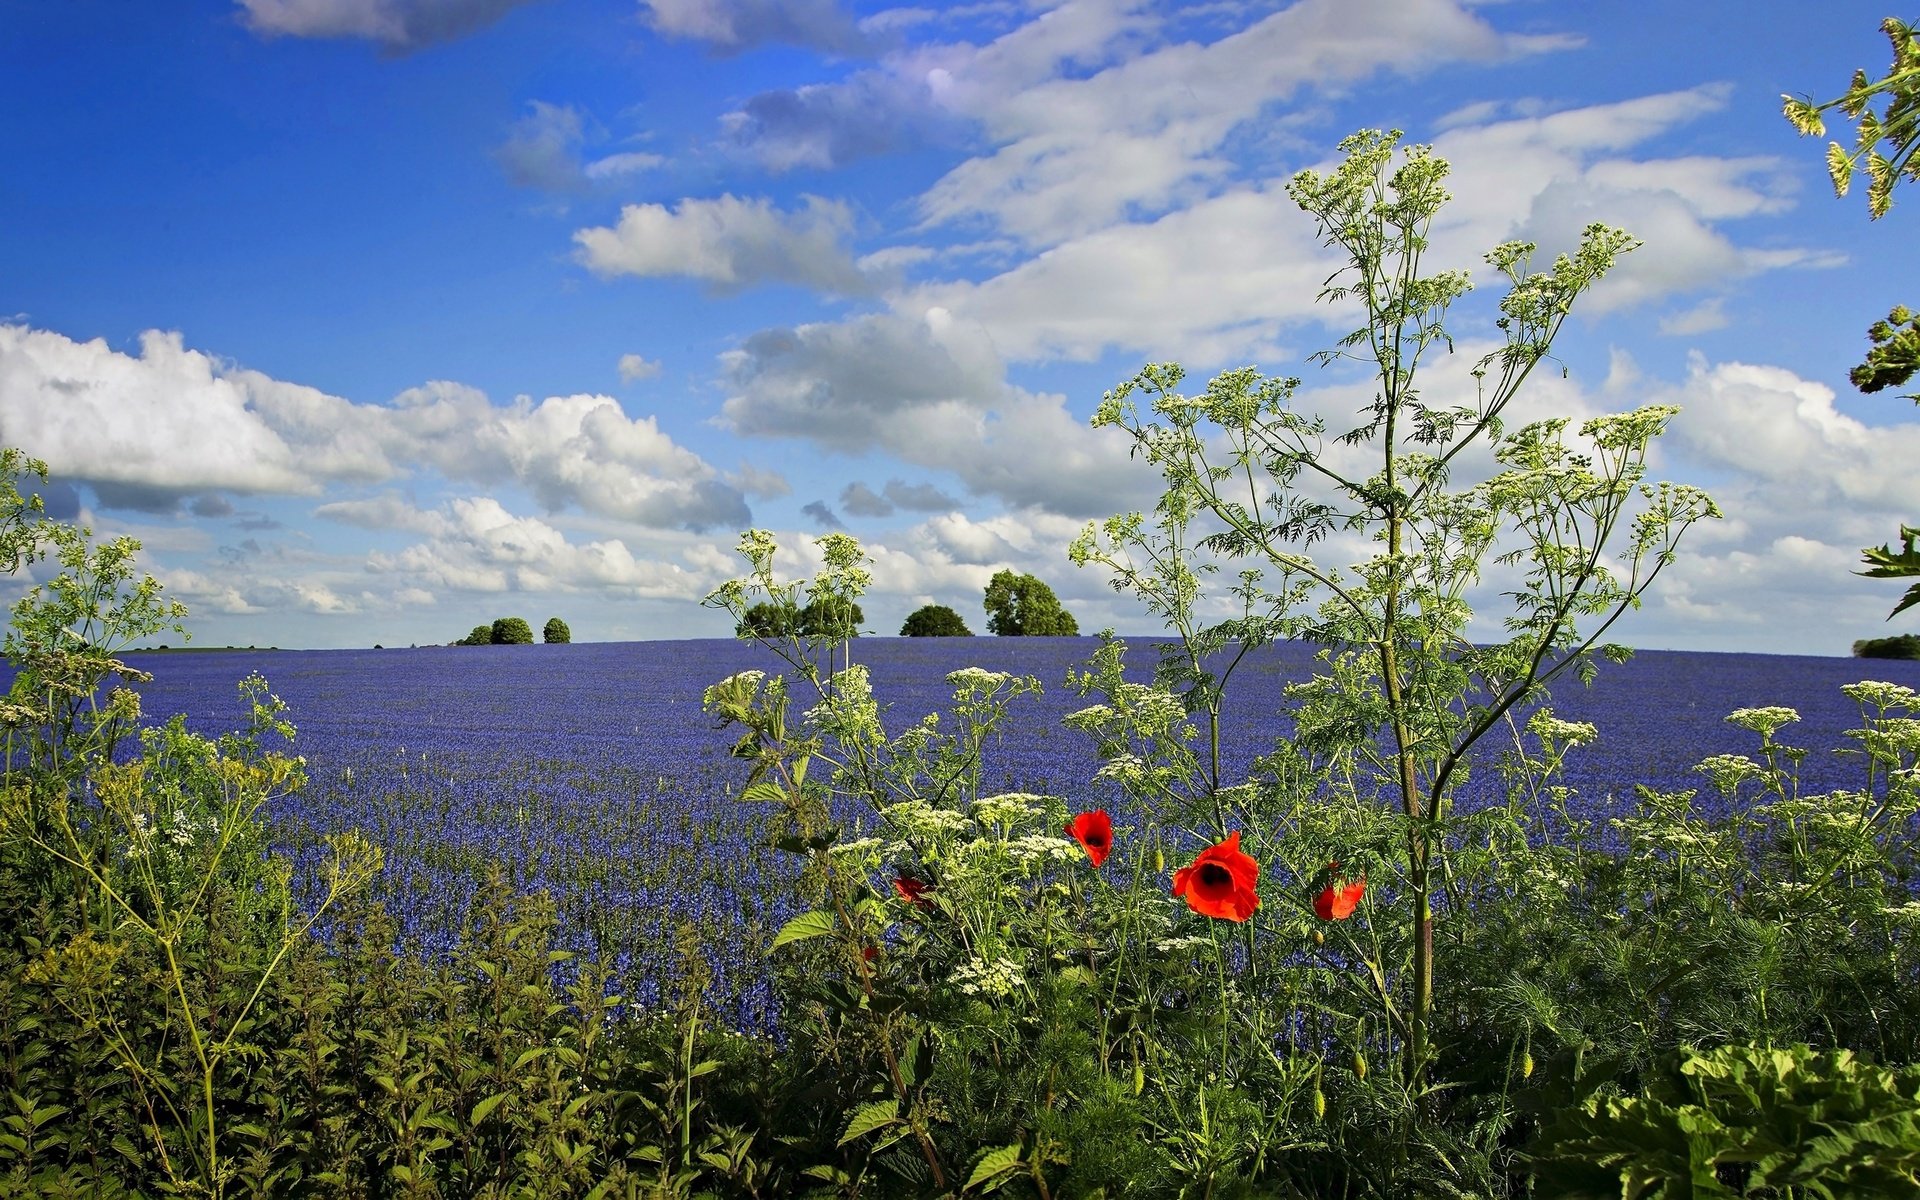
[1198,862,1233,889]
[1087,832,1108,848]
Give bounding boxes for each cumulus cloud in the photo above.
[908,0,1571,246]
[1659,298,1730,337]
[237,0,536,50]
[839,481,892,517]
[884,478,957,511]
[0,325,383,498]
[801,499,845,529]
[618,353,663,382]
[717,307,1153,516]
[721,72,961,171]
[380,384,751,530]
[0,324,745,531]
[1664,355,1920,516]
[642,0,876,56]
[573,194,875,294]
[900,88,1828,371]
[493,102,664,193]
[363,496,713,597]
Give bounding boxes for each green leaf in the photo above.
[770,910,836,951]
[966,1142,1026,1192]
[740,781,786,805]
[837,1098,900,1146]
[470,1092,510,1125]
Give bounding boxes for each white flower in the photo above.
[1726,706,1800,736]
[1842,681,1919,711]
[1527,708,1599,746]
[951,954,1023,997]
[1008,834,1076,865]
[971,792,1046,828]
[946,667,1011,688]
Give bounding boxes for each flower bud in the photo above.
[1133,1061,1145,1095]
[1153,846,1166,872]
[1522,1051,1535,1080]
[1312,929,1325,947]
[1352,1050,1368,1081]
[1312,1088,1326,1121]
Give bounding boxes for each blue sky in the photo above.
[1,0,1914,654]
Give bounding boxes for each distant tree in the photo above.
[490,617,534,645]
[982,569,1079,636]
[737,601,802,639]
[798,596,863,638]
[1853,632,1920,659]
[543,616,571,644]
[901,604,973,636]
[458,625,491,646]
[737,598,864,639]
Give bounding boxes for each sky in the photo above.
[1,0,1915,656]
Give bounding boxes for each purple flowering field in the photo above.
[116,637,1920,1031]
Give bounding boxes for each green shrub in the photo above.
[1853,632,1920,659]
[900,603,972,636]
[1530,1043,1920,1198]
[490,617,534,645]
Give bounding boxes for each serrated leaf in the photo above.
[770,910,836,951]
[740,781,786,805]
[471,1092,510,1125]
[511,1047,547,1071]
[837,1098,899,1146]
[965,1141,1025,1191]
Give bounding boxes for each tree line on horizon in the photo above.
[733,568,1081,639]
[454,616,570,645]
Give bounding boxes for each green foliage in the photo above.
[1861,523,1920,620]
[1530,1043,1920,1199]
[543,616,571,644]
[490,616,534,645]
[1782,17,1920,219]
[1854,631,1920,657]
[458,624,491,646]
[900,604,973,637]
[982,569,1080,636]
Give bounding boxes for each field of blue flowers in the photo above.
[115,637,1920,1034]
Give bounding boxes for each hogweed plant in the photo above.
[1073,128,1720,1091]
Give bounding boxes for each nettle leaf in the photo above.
[966,1141,1026,1192]
[837,1098,900,1147]
[770,910,836,951]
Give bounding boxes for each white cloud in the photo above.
[573,194,875,294]
[0,324,385,498]
[913,0,1569,246]
[0,324,745,530]
[1665,355,1920,515]
[494,102,665,193]
[1659,298,1730,337]
[364,496,713,597]
[381,385,751,530]
[618,353,663,382]
[237,0,536,49]
[716,306,1153,517]
[642,0,876,55]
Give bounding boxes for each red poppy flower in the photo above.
[1313,864,1365,921]
[1064,810,1114,867]
[892,875,935,908]
[1170,831,1260,922]
[861,945,879,962]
